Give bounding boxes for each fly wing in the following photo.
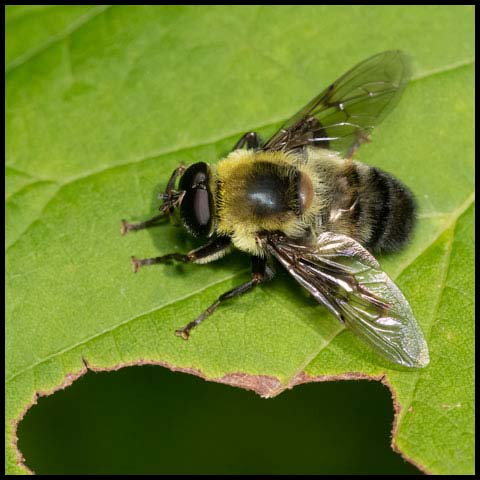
[262,50,411,156]
[266,232,429,368]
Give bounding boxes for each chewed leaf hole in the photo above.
[17,365,420,474]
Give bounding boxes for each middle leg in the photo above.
[233,131,262,151]
[175,255,274,339]
[345,130,371,162]
[131,236,232,272]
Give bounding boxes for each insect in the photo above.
[121,50,429,368]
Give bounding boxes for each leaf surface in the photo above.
[6,5,474,474]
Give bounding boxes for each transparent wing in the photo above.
[262,50,411,156]
[266,231,429,368]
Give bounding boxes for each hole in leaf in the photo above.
[17,365,421,474]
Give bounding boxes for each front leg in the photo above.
[131,236,232,272]
[175,255,274,339]
[121,165,186,235]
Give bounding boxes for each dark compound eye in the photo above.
[179,162,208,190]
[179,162,213,237]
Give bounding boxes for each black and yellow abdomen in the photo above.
[359,166,416,253]
[310,148,416,254]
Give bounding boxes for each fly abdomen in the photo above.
[361,166,416,253]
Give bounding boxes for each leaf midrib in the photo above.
[5,60,474,255]
[6,59,474,189]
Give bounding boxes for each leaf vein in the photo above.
[5,5,112,74]
[398,219,456,421]
[5,269,249,384]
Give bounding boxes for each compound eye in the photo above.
[179,162,213,237]
[181,187,212,237]
[193,188,211,226]
[179,162,209,191]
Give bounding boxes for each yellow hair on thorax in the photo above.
[211,148,325,255]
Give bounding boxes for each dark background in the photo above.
[18,365,420,474]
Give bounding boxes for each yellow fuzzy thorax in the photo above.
[211,149,322,256]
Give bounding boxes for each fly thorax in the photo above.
[215,150,318,254]
[245,171,291,217]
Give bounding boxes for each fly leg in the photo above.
[121,213,167,235]
[175,256,274,339]
[345,130,371,162]
[233,131,262,150]
[131,236,232,273]
[121,165,186,235]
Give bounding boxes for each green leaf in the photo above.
[6,5,474,475]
